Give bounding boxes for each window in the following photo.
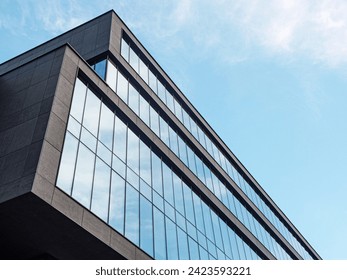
[91,158,111,222]
[72,143,95,208]
[125,184,140,245]
[56,132,78,195]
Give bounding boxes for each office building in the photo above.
[0,10,320,260]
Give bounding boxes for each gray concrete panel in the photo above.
[51,188,84,226]
[82,210,111,246]
[32,173,55,204]
[36,141,60,185]
[45,112,66,152]
[110,231,136,260]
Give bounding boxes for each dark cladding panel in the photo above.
[0,48,65,204]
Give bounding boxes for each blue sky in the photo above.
[1,0,346,260]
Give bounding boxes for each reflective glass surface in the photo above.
[57,78,261,260]
[116,40,315,259]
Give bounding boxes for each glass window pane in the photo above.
[219,184,229,209]
[188,237,200,260]
[109,171,125,234]
[166,90,174,112]
[164,201,175,222]
[112,154,126,178]
[228,227,240,260]
[243,241,253,260]
[187,221,197,240]
[157,81,166,102]
[176,211,186,231]
[114,117,127,162]
[121,38,129,61]
[222,156,229,174]
[211,212,224,251]
[140,179,151,201]
[168,127,179,156]
[148,70,157,94]
[139,59,148,83]
[227,191,238,216]
[151,152,163,195]
[199,246,209,260]
[173,175,184,215]
[220,220,233,259]
[153,207,166,259]
[197,126,206,147]
[197,230,207,249]
[72,143,95,208]
[202,202,214,243]
[204,165,214,193]
[207,239,217,258]
[106,60,117,92]
[91,158,110,222]
[97,142,112,166]
[127,128,139,174]
[178,137,188,166]
[116,71,128,103]
[186,146,197,175]
[182,110,191,131]
[81,127,97,152]
[129,47,139,71]
[196,156,206,185]
[67,115,81,137]
[235,234,246,259]
[70,79,87,122]
[57,132,78,195]
[159,116,170,147]
[166,217,178,260]
[128,83,139,115]
[98,103,114,150]
[190,120,199,140]
[211,173,221,200]
[127,167,139,190]
[173,99,183,122]
[139,140,151,185]
[94,59,106,80]
[192,193,205,234]
[82,88,101,136]
[212,144,221,164]
[162,164,174,206]
[206,137,214,157]
[125,184,139,246]
[149,107,160,136]
[177,227,189,260]
[182,183,195,225]
[153,191,164,212]
[217,248,226,260]
[139,95,150,126]
[140,195,153,257]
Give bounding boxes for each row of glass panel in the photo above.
[57,78,261,260]
[118,40,314,259]
[94,60,293,260]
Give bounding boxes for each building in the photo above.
[0,10,320,260]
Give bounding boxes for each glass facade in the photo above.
[91,58,295,259]
[115,38,315,260]
[57,78,261,260]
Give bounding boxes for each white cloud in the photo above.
[34,0,90,34]
[118,0,347,67]
[229,0,347,66]
[3,0,347,67]
[0,0,94,36]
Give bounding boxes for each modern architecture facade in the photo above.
[0,10,320,260]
